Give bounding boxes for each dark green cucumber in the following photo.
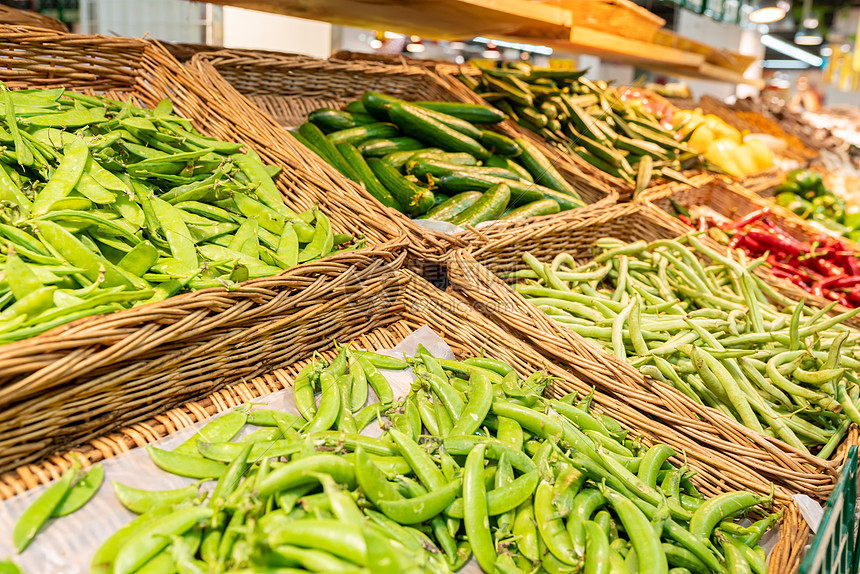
[478,130,521,157]
[357,137,424,158]
[345,100,368,114]
[485,155,533,182]
[387,102,489,160]
[336,142,400,209]
[434,172,543,207]
[433,193,450,206]
[483,75,533,107]
[500,198,560,220]
[450,183,510,226]
[381,148,439,170]
[297,122,360,181]
[410,107,482,140]
[419,191,483,222]
[367,158,434,216]
[326,123,400,146]
[308,108,375,132]
[411,151,478,166]
[407,159,522,182]
[514,138,582,202]
[362,92,402,120]
[411,101,505,124]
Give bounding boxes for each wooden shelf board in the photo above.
[204,0,571,41]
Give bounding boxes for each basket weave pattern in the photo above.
[446,201,857,497]
[0,26,424,473]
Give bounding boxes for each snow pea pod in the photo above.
[53,463,103,517]
[13,461,80,551]
[112,482,199,514]
[31,138,88,215]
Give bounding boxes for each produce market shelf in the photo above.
[204,0,572,41]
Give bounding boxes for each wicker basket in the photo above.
[642,175,860,331]
[0,265,808,570]
[0,25,428,474]
[330,49,446,68]
[562,0,665,42]
[189,51,618,213]
[0,5,66,32]
[445,201,858,498]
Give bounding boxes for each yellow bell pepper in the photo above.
[687,124,714,154]
[704,114,742,143]
[743,138,775,172]
[705,138,745,177]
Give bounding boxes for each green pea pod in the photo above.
[31,138,88,215]
[13,461,80,552]
[6,249,42,300]
[210,441,253,508]
[603,488,668,574]
[150,196,198,271]
[464,443,496,572]
[363,525,401,574]
[257,453,356,497]
[297,209,334,263]
[378,477,462,524]
[0,560,22,574]
[174,408,248,456]
[146,446,226,480]
[113,505,213,574]
[689,491,768,540]
[4,89,33,167]
[305,371,341,433]
[91,505,178,574]
[112,482,200,514]
[53,463,104,517]
[448,371,493,436]
[356,354,394,404]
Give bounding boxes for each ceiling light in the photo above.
[762,59,811,69]
[472,37,553,56]
[749,0,790,24]
[795,27,823,46]
[482,50,501,59]
[369,39,382,49]
[406,43,425,53]
[761,34,823,66]
[820,46,832,57]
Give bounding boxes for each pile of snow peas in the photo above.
[0,86,353,345]
[510,234,860,457]
[6,346,777,573]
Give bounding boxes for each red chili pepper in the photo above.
[810,258,845,277]
[745,229,804,256]
[827,275,860,289]
[728,233,743,250]
[845,255,860,276]
[678,214,693,227]
[727,207,770,230]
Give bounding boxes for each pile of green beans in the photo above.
[8,345,778,573]
[0,86,353,345]
[510,235,860,457]
[458,62,700,192]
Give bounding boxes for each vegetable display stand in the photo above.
[799,445,860,574]
[741,167,787,199]
[187,51,617,228]
[445,201,860,498]
[0,25,420,474]
[642,175,860,330]
[0,267,808,574]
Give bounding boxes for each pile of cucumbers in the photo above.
[459,62,700,192]
[294,92,586,227]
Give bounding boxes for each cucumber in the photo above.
[411,102,505,124]
[434,172,543,207]
[367,158,435,216]
[308,108,375,132]
[419,191,483,222]
[478,130,521,157]
[345,100,368,114]
[533,187,585,211]
[407,159,522,182]
[381,148,439,170]
[387,102,489,160]
[326,123,400,146]
[296,122,360,181]
[500,198,560,220]
[410,106,482,140]
[433,193,451,206]
[515,137,583,202]
[450,183,510,227]
[515,106,548,128]
[336,142,401,209]
[358,137,424,158]
[362,92,402,120]
[485,155,533,182]
[411,151,478,166]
